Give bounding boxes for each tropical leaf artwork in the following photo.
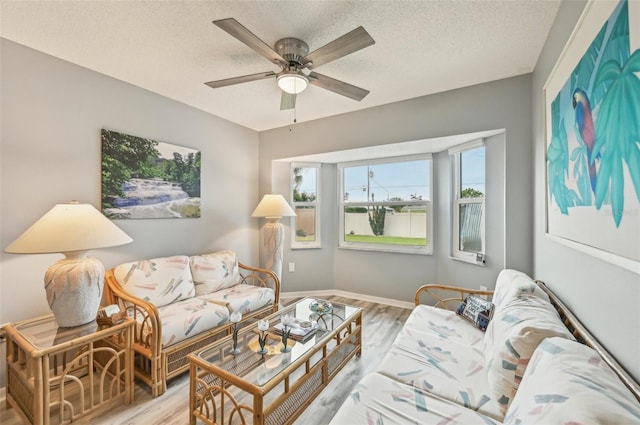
[547,0,640,228]
[592,49,640,227]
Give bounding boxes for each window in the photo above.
[338,155,432,254]
[451,141,485,262]
[291,163,320,248]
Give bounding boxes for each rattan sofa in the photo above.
[330,269,640,424]
[104,250,279,397]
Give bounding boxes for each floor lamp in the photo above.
[252,194,296,281]
[4,202,133,327]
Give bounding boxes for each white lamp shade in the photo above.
[5,202,133,254]
[251,194,296,219]
[277,73,309,94]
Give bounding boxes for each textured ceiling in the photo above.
[0,0,561,132]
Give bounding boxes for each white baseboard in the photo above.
[281,289,415,310]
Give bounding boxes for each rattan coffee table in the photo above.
[188,298,362,425]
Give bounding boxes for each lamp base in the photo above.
[263,219,284,281]
[44,254,105,327]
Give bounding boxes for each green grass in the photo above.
[295,235,316,242]
[344,234,426,246]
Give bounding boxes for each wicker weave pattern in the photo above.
[265,367,323,425]
[7,366,34,423]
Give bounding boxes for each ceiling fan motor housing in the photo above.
[275,38,310,69]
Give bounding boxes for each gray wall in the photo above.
[0,39,261,325]
[532,0,640,382]
[259,75,531,301]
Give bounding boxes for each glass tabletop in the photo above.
[10,314,100,350]
[196,297,360,387]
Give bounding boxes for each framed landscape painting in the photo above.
[544,0,639,273]
[101,129,201,219]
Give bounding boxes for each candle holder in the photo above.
[230,311,242,355]
[280,314,292,353]
[257,319,269,355]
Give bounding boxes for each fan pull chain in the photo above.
[289,106,297,131]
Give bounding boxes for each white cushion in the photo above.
[330,372,501,425]
[376,305,504,420]
[484,294,575,415]
[492,269,549,312]
[154,297,229,347]
[190,250,240,295]
[197,284,274,315]
[504,337,640,424]
[113,255,195,308]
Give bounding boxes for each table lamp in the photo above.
[251,194,296,281]
[4,201,133,327]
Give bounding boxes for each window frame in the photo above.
[450,140,486,263]
[338,155,433,255]
[291,162,321,249]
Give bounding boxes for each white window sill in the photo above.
[449,256,486,266]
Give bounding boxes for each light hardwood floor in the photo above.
[0,296,411,425]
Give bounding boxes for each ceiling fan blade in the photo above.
[213,18,286,66]
[302,27,375,70]
[308,72,370,101]
[280,92,297,110]
[205,71,276,89]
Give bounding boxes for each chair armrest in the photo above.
[238,262,280,311]
[104,270,162,355]
[415,284,494,310]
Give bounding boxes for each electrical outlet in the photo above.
[479,285,488,299]
[288,262,295,272]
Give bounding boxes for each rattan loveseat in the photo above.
[104,250,279,397]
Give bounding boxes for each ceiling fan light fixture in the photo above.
[277,72,309,94]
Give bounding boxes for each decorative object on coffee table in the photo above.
[257,319,269,354]
[229,311,242,354]
[251,193,296,281]
[4,202,133,327]
[280,314,292,353]
[309,299,343,329]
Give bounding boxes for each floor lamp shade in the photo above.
[251,194,296,281]
[5,202,133,327]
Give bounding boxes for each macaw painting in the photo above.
[546,0,639,265]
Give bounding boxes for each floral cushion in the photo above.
[406,304,487,347]
[504,337,640,424]
[376,306,504,420]
[329,372,501,425]
[492,269,549,313]
[197,284,274,315]
[484,294,576,415]
[154,297,229,347]
[113,255,195,308]
[190,250,240,295]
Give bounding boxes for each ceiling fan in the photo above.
[205,18,375,110]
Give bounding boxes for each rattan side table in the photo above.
[4,314,134,425]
